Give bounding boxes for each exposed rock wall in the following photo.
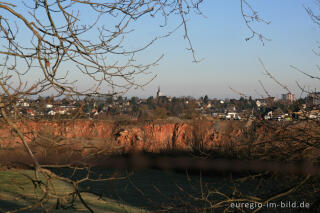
[1,119,320,162]
[0,120,245,152]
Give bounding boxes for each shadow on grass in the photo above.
[48,166,243,212]
[46,153,316,212]
[0,200,27,212]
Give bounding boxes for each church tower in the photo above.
[156,86,161,98]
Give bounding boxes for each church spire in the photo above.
[156,86,161,98]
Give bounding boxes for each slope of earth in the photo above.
[0,169,149,213]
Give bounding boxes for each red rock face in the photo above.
[1,119,320,162]
[2,119,318,158]
[0,120,247,152]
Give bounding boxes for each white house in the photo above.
[48,110,56,116]
[226,112,241,120]
[22,102,30,107]
[46,104,53,108]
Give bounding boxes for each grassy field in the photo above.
[0,167,316,212]
[0,168,235,212]
[0,169,149,213]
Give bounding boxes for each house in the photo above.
[91,108,99,117]
[48,110,56,116]
[264,111,273,120]
[273,108,284,120]
[281,93,295,102]
[226,104,236,112]
[26,109,35,117]
[256,99,266,107]
[256,97,276,107]
[55,107,67,115]
[46,104,53,108]
[265,97,276,103]
[308,109,320,119]
[22,102,30,107]
[225,112,241,120]
[307,92,320,108]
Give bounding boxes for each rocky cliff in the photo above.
[1,119,318,163]
[0,119,244,152]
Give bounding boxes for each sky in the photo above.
[2,0,320,99]
[124,0,320,99]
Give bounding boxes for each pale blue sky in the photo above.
[2,0,320,99]
[125,0,320,99]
